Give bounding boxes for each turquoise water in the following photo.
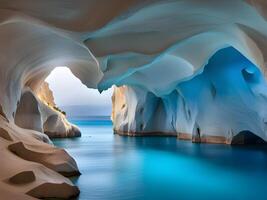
[52,119,267,200]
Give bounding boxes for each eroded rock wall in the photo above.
[37,81,56,108]
[5,84,81,198]
[112,47,267,144]
[112,86,176,136]
[36,82,81,138]
[15,88,44,133]
[15,85,81,138]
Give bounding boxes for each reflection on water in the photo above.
[52,119,267,200]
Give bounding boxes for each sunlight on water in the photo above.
[52,118,267,200]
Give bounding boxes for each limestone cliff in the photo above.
[15,86,81,138]
[37,81,56,108]
[36,82,81,138]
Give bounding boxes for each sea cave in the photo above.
[1,0,267,199]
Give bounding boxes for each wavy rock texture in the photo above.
[1,0,267,198]
[112,47,267,144]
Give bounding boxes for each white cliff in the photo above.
[37,81,56,108]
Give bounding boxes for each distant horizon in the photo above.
[67,115,111,119]
[60,104,112,117]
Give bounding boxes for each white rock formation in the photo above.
[36,82,81,138]
[1,0,267,198]
[112,47,267,144]
[15,86,81,138]
[112,86,176,136]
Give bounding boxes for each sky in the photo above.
[45,67,113,116]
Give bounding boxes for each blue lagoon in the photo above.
[53,118,267,200]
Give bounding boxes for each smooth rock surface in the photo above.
[9,171,36,184]
[0,118,80,199]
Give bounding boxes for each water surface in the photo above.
[52,118,267,200]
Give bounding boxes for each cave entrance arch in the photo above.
[44,66,113,120]
[231,131,266,145]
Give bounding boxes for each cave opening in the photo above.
[231,131,266,145]
[44,66,113,121]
